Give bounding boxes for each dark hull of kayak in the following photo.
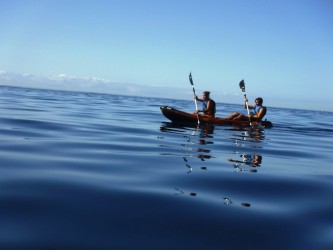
[160,106,273,128]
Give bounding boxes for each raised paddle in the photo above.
[189,72,200,125]
[239,80,252,126]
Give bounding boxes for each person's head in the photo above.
[255,97,263,105]
[202,91,210,100]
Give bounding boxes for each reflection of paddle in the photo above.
[239,80,252,126]
[189,72,200,125]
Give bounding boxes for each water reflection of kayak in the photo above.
[160,106,273,128]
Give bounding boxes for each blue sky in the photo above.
[0,0,332,111]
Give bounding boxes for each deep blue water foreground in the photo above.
[0,86,333,250]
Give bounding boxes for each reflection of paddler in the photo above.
[198,124,215,145]
[199,124,215,136]
[227,154,262,167]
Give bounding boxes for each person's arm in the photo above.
[194,96,203,113]
[205,100,213,112]
[256,107,266,119]
[195,95,203,102]
[244,98,254,109]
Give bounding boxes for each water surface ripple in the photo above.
[0,86,333,250]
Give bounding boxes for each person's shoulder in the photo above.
[209,99,216,106]
[260,106,267,117]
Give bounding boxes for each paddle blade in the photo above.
[239,80,245,92]
[189,72,194,86]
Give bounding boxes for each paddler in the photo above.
[226,97,266,121]
[194,91,216,117]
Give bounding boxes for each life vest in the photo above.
[203,99,216,117]
[250,105,265,119]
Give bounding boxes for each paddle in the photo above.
[189,72,200,125]
[239,80,252,125]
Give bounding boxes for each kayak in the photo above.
[160,106,273,128]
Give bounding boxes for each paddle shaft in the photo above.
[189,73,200,125]
[243,93,250,116]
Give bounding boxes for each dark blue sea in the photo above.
[0,85,333,250]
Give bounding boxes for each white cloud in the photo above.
[0,71,282,109]
[0,70,192,100]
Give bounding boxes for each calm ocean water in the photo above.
[0,85,333,250]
